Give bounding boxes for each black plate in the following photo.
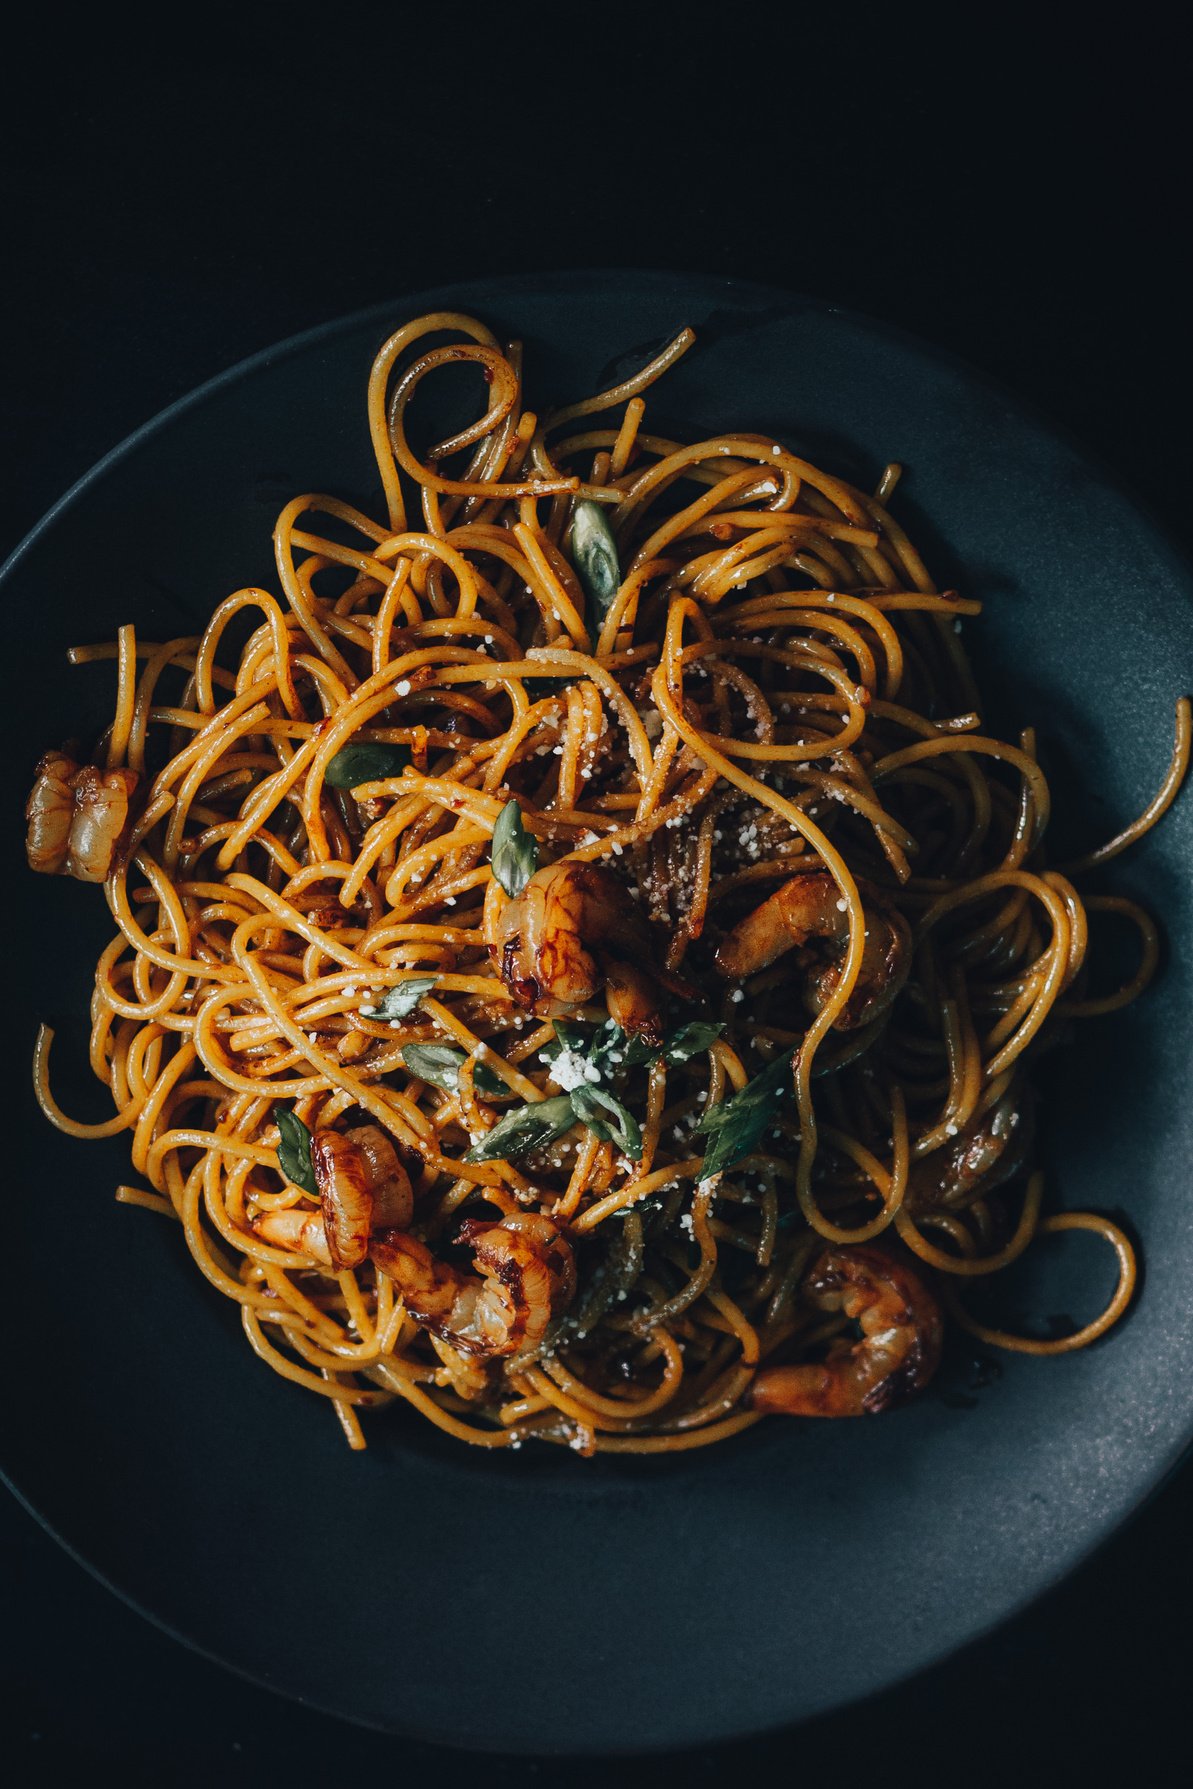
[3,272,1192,1753]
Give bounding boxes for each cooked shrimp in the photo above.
[750,1246,942,1416]
[253,1122,412,1270]
[346,1123,414,1229]
[24,753,76,874]
[253,1207,335,1266]
[370,1212,575,1358]
[715,870,910,1030]
[25,752,141,882]
[310,1130,374,1269]
[482,1210,577,1311]
[490,860,669,1042]
[911,1087,1032,1209]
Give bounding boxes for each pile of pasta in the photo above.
[32,312,1189,1451]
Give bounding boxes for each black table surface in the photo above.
[2,20,1189,1786]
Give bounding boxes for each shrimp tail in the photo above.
[603,957,666,1044]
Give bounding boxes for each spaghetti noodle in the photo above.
[25,311,1190,1452]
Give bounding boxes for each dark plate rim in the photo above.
[3,268,1192,1754]
[5,1432,1190,1759]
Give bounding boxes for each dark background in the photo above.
[2,16,1189,1786]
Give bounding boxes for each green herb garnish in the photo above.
[275,1108,317,1193]
[465,1095,579,1162]
[570,1084,643,1157]
[490,798,539,897]
[542,1016,722,1080]
[457,1016,725,1170]
[663,1020,725,1064]
[363,977,438,1021]
[546,1018,593,1059]
[401,1043,506,1097]
[324,741,411,789]
[694,1048,796,1179]
[570,500,622,622]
